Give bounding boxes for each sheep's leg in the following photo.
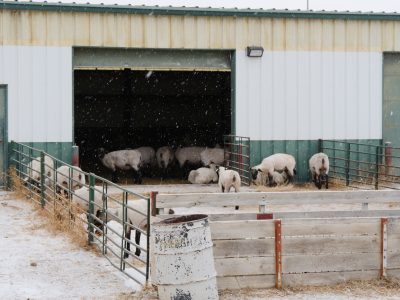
[268,175,274,187]
[111,171,118,183]
[234,186,239,210]
[124,225,131,259]
[221,185,225,193]
[325,175,329,189]
[316,175,322,189]
[134,230,141,257]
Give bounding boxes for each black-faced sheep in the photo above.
[156,146,175,169]
[56,165,86,195]
[188,164,218,184]
[309,152,329,189]
[99,149,142,183]
[251,153,296,186]
[270,168,290,187]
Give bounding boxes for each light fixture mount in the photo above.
[246,46,264,57]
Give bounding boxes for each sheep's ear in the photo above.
[258,168,263,173]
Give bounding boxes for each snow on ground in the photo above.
[0,195,137,300]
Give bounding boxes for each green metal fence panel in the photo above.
[8,141,151,286]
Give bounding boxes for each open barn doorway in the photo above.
[74,69,231,182]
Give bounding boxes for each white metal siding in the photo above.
[0,46,72,142]
[236,50,382,140]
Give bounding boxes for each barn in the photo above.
[0,2,399,182]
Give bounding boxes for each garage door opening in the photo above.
[74,69,232,181]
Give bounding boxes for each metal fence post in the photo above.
[318,138,323,153]
[385,142,393,176]
[345,143,350,186]
[72,145,79,167]
[40,151,45,208]
[146,196,150,282]
[120,191,128,271]
[375,147,380,190]
[88,173,95,244]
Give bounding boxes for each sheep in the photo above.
[99,148,142,183]
[24,155,54,188]
[188,164,218,184]
[56,165,86,195]
[270,168,290,187]
[175,146,206,177]
[71,186,105,230]
[200,147,225,166]
[175,146,206,168]
[216,166,241,210]
[156,146,175,169]
[309,152,330,189]
[107,199,174,258]
[251,153,296,186]
[135,146,156,168]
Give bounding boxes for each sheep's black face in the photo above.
[251,169,259,180]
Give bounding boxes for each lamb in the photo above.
[216,166,241,210]
[24,155,54,187]
[251,153,296,186]
[99,148,142,183]
[200,147,225,166]
[56,165,86,195]
[309,152,329,189]
[270,168,290,187]
[188,164,218,184]
[156,146,175,169]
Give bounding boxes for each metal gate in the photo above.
[0,85,7,188]
[223,135,251,185]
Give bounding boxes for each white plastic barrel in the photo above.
[151,214,219,300]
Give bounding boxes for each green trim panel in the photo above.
[3,1,400,21]
[9,142,73,166]
[250,139,382,182]
[74,48,232,71]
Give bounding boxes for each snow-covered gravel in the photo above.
[0,195,136,300]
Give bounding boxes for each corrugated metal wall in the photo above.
[1,10,400,52]
[236,50,382,140]
[0,46,72,142]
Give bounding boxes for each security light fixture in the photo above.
[246,46,264,57]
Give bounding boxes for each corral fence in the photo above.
[320,139,400,190]
[151,190,400,289]
[223,135,251,185]
[7,141,150,286]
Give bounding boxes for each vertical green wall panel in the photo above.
[250,139,382,183]
[9,142,73,165]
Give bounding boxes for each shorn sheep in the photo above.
[270,168,290,187]
[135,146,156,168]
[56,165,86,195]
[175,146,206,168]
[309,152,329,189]
[216,166,241,210]
[72,186,105,230]
[188,164,218,184]
[99,149,142,183]
[251,153,296,186]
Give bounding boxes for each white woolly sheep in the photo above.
[216,166,241,193]
[56,165,86,195]
[309,152,330,189]
[71,186,105,230]
[251,153,296,186]
[175,146,206,168]
[99,149,142,183]
[108,199,174,258]
[188,164,218,184]
[270,168,290,187]
[135,146,156,168]
[200,147,226,166]
[25,155,54,187]
[156,146,175,169]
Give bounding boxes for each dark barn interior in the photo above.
[74,69,231,181]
